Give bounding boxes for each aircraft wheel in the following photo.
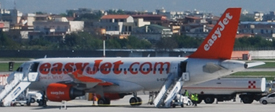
[137,97,142,105]
[97,98,110,105]
[37,100,45,106]
[129,97,141,106]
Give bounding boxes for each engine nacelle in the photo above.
[46,83,85,102]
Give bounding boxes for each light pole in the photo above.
[101,29,106,57]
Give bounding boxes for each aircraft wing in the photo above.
[245,61,265,68]
[68,70,114,86]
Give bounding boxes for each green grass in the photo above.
[252,62,275,68]
[253,59,275,61]
[228,71,275,81]
[0,63,22,72]
[0,58,32,61]
[230,71,274,77]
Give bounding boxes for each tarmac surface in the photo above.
[0,95,274,112]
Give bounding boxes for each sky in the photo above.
[0,0,275,16]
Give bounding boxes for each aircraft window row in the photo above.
[40,68,169,72]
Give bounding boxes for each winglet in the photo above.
[189,8,241,59]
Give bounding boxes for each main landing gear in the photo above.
[97,98,110,105]
[129,92,142,106]
[38,91,47,107]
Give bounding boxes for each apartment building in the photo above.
[30,17,84,40]
[131,24,173,41]
[239,21,275,38]
[94,14,135,39]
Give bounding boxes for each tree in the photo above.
[107,9,125,14]
[240,14,255,21]
[156,37,178,49]
[125,36,152,49]
[35,11,47,14]
[74,12,103,21]
[66,10,74,17]
[172,35,203,48]
[234,36,273,50]
[0,31,20,50]
[58,13,67,17]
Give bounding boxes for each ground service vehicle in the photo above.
[182,77,266,104]
[171,94,192,108]
[260,92,275,105]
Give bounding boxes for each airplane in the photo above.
[1,7,264,107]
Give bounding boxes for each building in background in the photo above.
[132,24,172,41]
[94,14,134,39]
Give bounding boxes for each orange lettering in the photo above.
[153,62,170,74]
[86,60,102,75]
[51,63,63,74]
[75,63,89,74]
[113,60,123,74]
[140,62,152,75]
[64,63,74,74]
[100,62,112,74]
[129,62,139,75]
[39,63,51,75]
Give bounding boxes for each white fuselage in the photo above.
[18,57,246,93]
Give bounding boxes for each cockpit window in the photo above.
[30,62,39,72]
[16,67,23,72]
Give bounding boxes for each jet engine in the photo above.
[46,83,85,102]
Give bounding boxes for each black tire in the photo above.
[172,104,176,108]
[136,97,142,105]
[30,98,35,103]
[204,97,214,104]
[180,104,184,108]
[38,101,44,106]
[242,96,253,104]
[262,100,268,105]
[26,102,31,106]
[97,98,110,105]
[197,98,202,104]
[129,97,140,106]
